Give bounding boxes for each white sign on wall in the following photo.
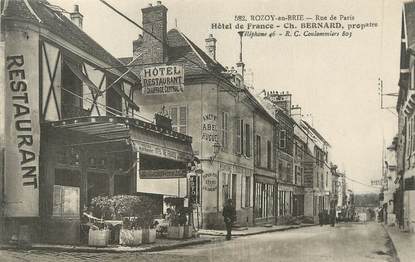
[141,65,184,95]
[4,30,40,217]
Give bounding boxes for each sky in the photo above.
[50,0,404,193]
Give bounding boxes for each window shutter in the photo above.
[241,119,245,155]
[234,117,241,154]
[241,175,245,208]
[179,106,187,134]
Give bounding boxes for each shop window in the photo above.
[53,169,81,218]
[221,112,229,152]
[169,105,187,134]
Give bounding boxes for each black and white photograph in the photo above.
[0,0,413,261]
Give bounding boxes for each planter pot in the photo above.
[88,229,110,247]
[119,229,142,246]
[167,226,184,239]
[142,228,156,243]
[183,225,193,239]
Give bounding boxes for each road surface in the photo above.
[0,222,398,262]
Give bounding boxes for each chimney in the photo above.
[291,105,302,122]
[70,5,83,29]
[205,34,217,60]
[133,2,168,63]
[236,31,245,78]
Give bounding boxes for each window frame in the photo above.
[169,105,188,135]
[279,130,286,149]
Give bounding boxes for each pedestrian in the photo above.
[223,199,236,240]
[330,208,336,227]
[318,210,323,226]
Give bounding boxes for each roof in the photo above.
[301,120,330,147]
[3,0,137,80]
[124,28,227,78]
[404,2,415,50]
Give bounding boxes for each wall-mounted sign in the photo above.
[141,65,184,95]
[132,140,191,162]
[4,30,40,217]
[140,169,187,179]
[201,113,218,143]
[202,173,218,192]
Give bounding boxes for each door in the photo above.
[232,174,237,207]
[87,172,109,204]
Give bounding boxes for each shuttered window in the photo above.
[221,112,229,152]
[170,105,187,134]
[245,123,251,157]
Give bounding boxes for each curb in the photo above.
[200,224,317,237]
[381,224,401,262]
[0,238,213,254]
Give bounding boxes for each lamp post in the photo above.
[209,142,222,163]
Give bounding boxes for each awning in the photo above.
[64,59,101,96]
[43,116,193,162]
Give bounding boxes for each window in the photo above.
[245,176,251,207]
[267,140,272,169]
[169,105,187,134]
[245,123,251,157]
[221,112,229,152]
[53,169,81,218]
[235,118,242,155]
[279,130,286,149]
[106,83,122,116]
[53,185,80,217]
[255,135,261,166]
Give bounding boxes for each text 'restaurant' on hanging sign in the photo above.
[141,65,184,95]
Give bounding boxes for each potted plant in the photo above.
[164,197,187,239]
[140,209,157,244]
[119,217,142,246]
[88,196,113,247]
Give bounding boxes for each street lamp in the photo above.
[210,142,222,163]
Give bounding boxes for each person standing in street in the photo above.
[223,199,236,240]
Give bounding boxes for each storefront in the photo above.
[276,183,294,224]
[253,174,276,224]
[293,186,305,217]
[38,116,193,244]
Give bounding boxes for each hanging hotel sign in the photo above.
[140,169,187,179]
[141,65,184,95]
[4,30,40,217]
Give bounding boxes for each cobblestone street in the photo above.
[0,223,398,262]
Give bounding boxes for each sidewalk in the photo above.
[0,224,316,253]
[0,236,216,253]
[382,224,415,262]
[199,223,316,237]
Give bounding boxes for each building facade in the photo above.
[396,1,415,232]
[0,0,194,244]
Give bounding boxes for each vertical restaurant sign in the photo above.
[141,65,184,95]
[4,30,40,217]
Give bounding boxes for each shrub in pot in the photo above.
[140,209,156,244]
